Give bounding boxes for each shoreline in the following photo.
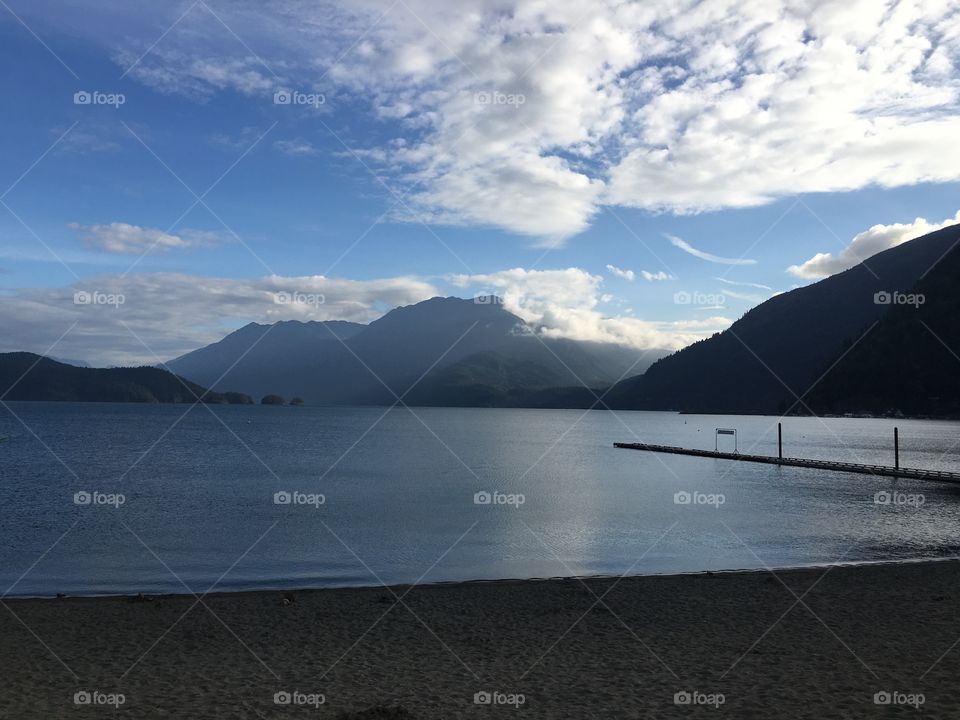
[6,558,960,717]
[7,399,960,421]
[9,553,960,602]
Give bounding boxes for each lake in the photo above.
[2,402,960,597]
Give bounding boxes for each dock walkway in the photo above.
[613,442,960,483]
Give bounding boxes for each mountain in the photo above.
[403,351,603,408]
[0,353,254,404]
[807,237,960,417]
[167,320,367,403]
[605,223,960,415]
[168,297,662,406]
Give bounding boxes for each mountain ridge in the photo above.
[0,352,254,404]
[167,296,661,406]
[606,223,960,416]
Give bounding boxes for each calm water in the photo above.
[2,402,960,597]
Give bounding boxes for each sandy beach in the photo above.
[3,560,960,718]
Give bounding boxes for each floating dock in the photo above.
[613,442,960,483]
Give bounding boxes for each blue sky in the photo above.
[1,1,959,365]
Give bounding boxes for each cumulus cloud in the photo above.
[667,234,757,265]
[0,273,439,366]
[641,270,673,282]
[606,264,635,281]
[69,223,221,255]
[788,210,960,279]
[91,0,960,241]
[449,267,730,350]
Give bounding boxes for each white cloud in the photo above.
[57,1,960,241]
[69,223,221,255]
[640,270,673,282]
[449,267,730,350]
[788,210,960,279]
[606,264,635,281]
[0,273,439,366]
[667,234,757,265]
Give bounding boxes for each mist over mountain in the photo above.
[168,297,661,406]
[605,224,960,416]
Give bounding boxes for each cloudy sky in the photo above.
[1,0,959,366]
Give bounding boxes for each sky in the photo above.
[0,0,958,366]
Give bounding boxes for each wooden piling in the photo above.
[895,427,900,471]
